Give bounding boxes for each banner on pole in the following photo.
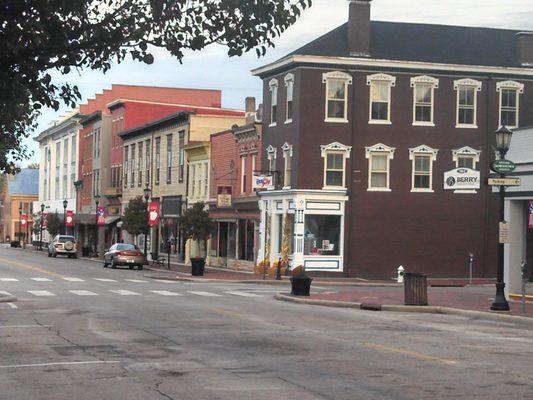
[529,201,533,229]
[97,206,106,226]
[66,210,75,227]
[20,213,28,227]
[148,201,160,227]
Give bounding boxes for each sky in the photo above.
[26,0,533,166]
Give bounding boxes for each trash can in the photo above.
[404,272,428,306]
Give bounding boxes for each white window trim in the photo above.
[452,146,481,168]
[322,71,352,123]
[365,143,396,192]
[320,142,352,189]
[240,154,247,194]
[284,73,294,124]
[367,73,396,125]
[496,80,524,129]
[282,142,293,189]
[267,145,277,173]
[269,79,278,127]
[410,76,439,127]
[454,79,482,128]
[409,145,438,193]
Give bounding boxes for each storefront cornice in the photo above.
[258,189,348,197]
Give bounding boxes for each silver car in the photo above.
[48,235,78,258]
[103,243,147,270]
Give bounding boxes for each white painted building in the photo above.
[33,109,82,243]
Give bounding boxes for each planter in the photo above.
[290,276,313,296]
[191,257,205,276]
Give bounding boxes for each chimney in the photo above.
[516,32,533,66]
[347,0,372,57]
[245,97,256,124]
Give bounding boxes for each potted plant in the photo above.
[179,202,214,276]
[290,265,312,296]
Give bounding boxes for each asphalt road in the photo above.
[0,247,532,400]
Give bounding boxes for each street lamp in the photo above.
[491,125,513,312]
[94,194,101,257]
[63,199,68,235]
[143,185,151,256]
[40,203,45,251]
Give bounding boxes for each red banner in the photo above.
[148,201,160,227]
[20,213,28,226]
[66,210,75,227]
[529,201,533,229]
[97,206,106,226]
[42,213,48,228]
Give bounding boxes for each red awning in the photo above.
[209,211,259,220]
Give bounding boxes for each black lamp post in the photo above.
[18,205,22,244]
[491,126,513,312]
[94,194,101,257]
[62,199,68,235]
[143,185,151,256]
[40,203,45,251]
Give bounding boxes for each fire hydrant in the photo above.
[397,265,405,283]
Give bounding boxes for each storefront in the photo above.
[257,189,348,272]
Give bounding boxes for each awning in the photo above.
[209,211,259,220]
[74,214,121,226]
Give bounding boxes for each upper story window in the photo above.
[452,146,481,169]
[166,134,173,184]
[123,145,128,189]
[155,137,161,185]
[178,130,185,182]
[320,142,352,189]
[284,74,294,123]
[496,80,524,128]
[282,142,293,188]
[365,143,396,192]
[269,79,278,126]
[71,135,77,164]
[367,73,396,124]
[454,79,482,128]
[130,143,135,188]
[267,145,277,173]
[322,71,352,123]
[138,141,143,187]
[409,145,438,193]
[240,153,247,194]
[411,76,439,126]
[145,139,151,186]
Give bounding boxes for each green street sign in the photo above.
[491,159,516,174]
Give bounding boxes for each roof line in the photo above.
[106,98,243,113]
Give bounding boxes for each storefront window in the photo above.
[238,219,255,262]
[304,215,340,256]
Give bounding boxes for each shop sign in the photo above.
[217,194,232,208]
[97,206,106,226]
[252,174,274,190]
[66,210,75,227]
[490,159,516,174]
[20,213,28,226]
[443,168,480,190]
[529,201,533,229]
[499,221,509,244]
[487,177,521,186]
[148,201,160,227]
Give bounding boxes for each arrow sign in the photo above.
[487,177,521,186]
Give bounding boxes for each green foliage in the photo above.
[179,202,214,243]
[46,213,62,237]
[0,0,312,172]
[122,196,148,236]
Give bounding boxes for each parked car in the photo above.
[48,235,77,258]
[103,243,147,270]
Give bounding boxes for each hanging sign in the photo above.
[487,177,521,186]
[66,210,75,227]
[252,174,274,190]
[499,221,510,244]
[97,206,106,226]
[20,213,28,226]
[148,201,160,227]
[217,186,232,208]
[42,213,48,228]
[490,159,516,174]
[529,201,533,229]
[443,168,480,190]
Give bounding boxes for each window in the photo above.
[323,71,352,122]
[284,74,294,123]
[155,137,161,185]
[452,146,481,169]
[145,139,151,186]
[93,169,100,196]
[178,130,185,182]
[411,76,439,126]
[267,145,277,174]
[497,81,524,128]
[203,162,209,198]
[191,164,196,198]
[130,144,135,188]
[365,143,395,191]
[93,128,101,158]
[166,134,172,184]
[282,142,292,188]
[238,219,255,261]
[321,142,351,189]
[269,79,278,126]
[138,142,143,187]
[304,215,341,256]
[454,79,482,128]
[241,155,247,194]
[409,145,438,192]
[123,146,128,188]
[367,73,395,124]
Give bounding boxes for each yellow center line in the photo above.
[363,342,458,366]
[0,256,64,278]
[207,307,244,319]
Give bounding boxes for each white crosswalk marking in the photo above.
[69,290,98,296]
[149,290,183,296]
[0,291,13,296]
[62,277,85,282]
[0,278,18,282]
[187,291,222,297]
[28,291,55,297]
[110,290,140,296]
[225,291,263,298]
[94,278,117,282]
[125,279,148,283]
[153,280,176,283]
[31,278,52,282]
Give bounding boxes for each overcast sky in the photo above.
[26,0,533,165]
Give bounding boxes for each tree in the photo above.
[179,202,214,258]
[122,196,148,236]
[0,0,312,172]
[46,213,62,238]
[26,163,40,169]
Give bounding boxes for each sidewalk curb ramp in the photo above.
[0,294,17,303]
[274,293,533,327]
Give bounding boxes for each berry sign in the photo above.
[444,168,480,190]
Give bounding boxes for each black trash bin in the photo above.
[404,272,428,306]
[191,258,205,276]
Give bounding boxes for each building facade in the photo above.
[253,0,533,278]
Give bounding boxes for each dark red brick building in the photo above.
[253,0,533,278]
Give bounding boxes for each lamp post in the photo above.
[40,203,45,251]
[18,205,22,245]
[94,194,101,257]
[143,185,151,256]
[62,199,68,235]
[491,126,512,311]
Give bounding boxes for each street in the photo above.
[0,247,532,400]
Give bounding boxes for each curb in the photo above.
[274,293,533,327]
[0,295,17,303]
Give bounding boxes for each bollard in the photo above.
[397,265,405,283]
[469,252,474,285]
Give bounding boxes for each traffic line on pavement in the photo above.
[152,280,176,283]
[149,290,183,296]
[363,343,458,366]
[125,279,149,283]
[187,291,222,297]
[27,290,56,297]
[62,277,85,282]
[109,290,141,296]
[0,278,18,282]
[7,303,17,309]
[31,278,52,282]
[93,278,117,282]
[0,324,51,329]
[0,291,13,296]
[0,256,64,278]
[68,290,98,296]
[0,360,121,369]
[225,291,263,298]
